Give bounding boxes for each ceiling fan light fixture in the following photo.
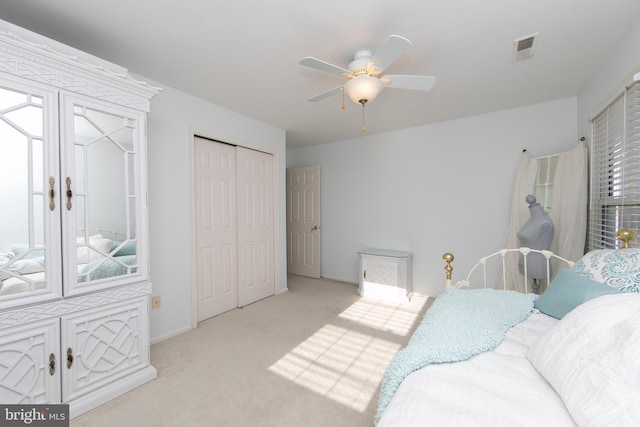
[300,35,436,133]
[344,75,384,105]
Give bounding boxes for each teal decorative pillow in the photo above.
[534,268,619,319]
[111,241,137,256]
[10,244,45,259]
[571,248,640,293]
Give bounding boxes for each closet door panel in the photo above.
[236,147,274,307]
[194,138,238,321]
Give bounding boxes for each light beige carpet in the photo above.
[71,275,432,427]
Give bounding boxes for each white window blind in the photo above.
[588,81,640,249]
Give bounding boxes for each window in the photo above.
[588,80,640,249]
[533,155,559,214]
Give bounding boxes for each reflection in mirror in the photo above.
[0,87,47,296]
[73,105,138,284]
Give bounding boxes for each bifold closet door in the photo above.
[194,138,238,321]
[194,139,275,321]
[236,147,275,307]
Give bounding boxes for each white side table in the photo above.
[358,249,413,303]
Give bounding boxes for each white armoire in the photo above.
[0,20,160,417]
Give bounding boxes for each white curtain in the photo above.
[503,144,588,292]
[503,151,536,292]
[548,143,588,262]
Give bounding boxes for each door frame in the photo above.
[188,129,281,329]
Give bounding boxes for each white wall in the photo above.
[287,97,577,297]
[147,84,287,342]
[145,16,639,340]
[577,20,640,140]
[123,16,640,343]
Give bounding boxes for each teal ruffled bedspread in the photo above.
[374,288,536,424]
[78,255,137,282]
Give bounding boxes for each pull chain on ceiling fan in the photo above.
[300,35,436,132]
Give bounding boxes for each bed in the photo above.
[375,246,640,427]
[0,230,138,295]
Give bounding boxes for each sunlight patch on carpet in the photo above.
[268,294,430,412]
[338,294,430,337]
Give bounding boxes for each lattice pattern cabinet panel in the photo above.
[62,297,149,402]
[0,319,60,404]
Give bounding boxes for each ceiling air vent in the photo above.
[513,33,538,62]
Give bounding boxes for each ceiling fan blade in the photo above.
[381,75,436,91]
[306,85,343,102]
[300,57,351,76]
[369,35,412,74]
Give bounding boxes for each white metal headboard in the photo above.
[78,228,128,241]
[443,248,575,293]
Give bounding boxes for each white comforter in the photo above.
[377,311,576,427]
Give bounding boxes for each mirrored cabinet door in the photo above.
[0,80,62,308]
[60,94,148,295]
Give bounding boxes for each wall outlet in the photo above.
[151,296,161,309]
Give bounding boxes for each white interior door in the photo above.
[286,165,321,278]
[236,147,275,307]
[194,137,237,321]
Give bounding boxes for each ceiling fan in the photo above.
[300,35,436,131]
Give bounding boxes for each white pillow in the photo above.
[0,258,45,281]
[527,293,640,427]
[77,237,113,264]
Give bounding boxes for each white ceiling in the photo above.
[1,1,639,148]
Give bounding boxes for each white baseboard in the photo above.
[150,325,193,345]
[318,275,358,286]
[70,366,157,419]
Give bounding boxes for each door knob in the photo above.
[310,225,319,231]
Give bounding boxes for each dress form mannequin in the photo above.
[516,195,554,293]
